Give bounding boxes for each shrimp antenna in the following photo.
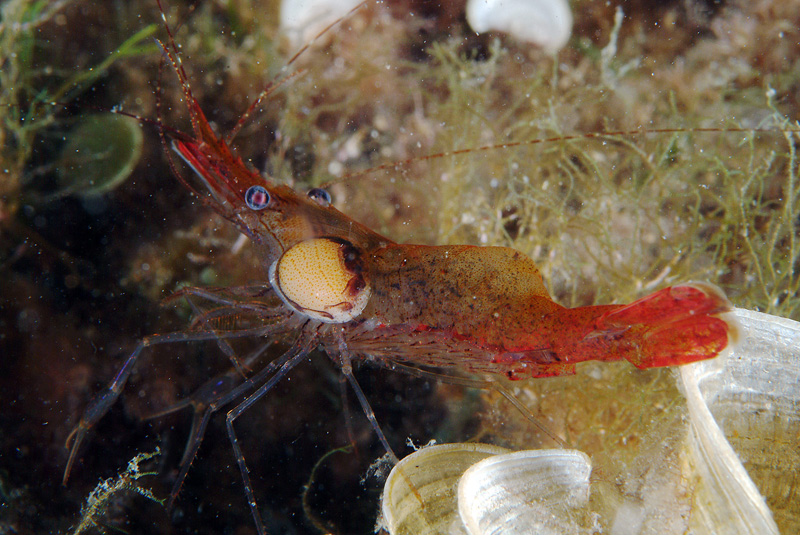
[153,40,199,198]
[320,123,800,189]
[225,0,371,145]
[151,5,233,221]
[154,0,199,133]
[225,69,306,145]
[283,0,371,67]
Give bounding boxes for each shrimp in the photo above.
[60,1,747,534]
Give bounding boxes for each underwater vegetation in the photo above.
[54,113,144,199]
[69,449,162,535]
[0,0,155,221]
[0,0,798,533]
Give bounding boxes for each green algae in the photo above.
[56,113,144,197]
[0,1,156,220]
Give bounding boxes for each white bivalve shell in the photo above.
[458,449,592,535]
[466,0,573,53]
[678,308,800,534]
[380,443,592,535]
[381,443,510,535]
[280,0,362,48]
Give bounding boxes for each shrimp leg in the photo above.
[144,340,274,507]
[339,353,400,463]
[225,335,317,534]
[165,284,273,306]
[385,362,570,448]
[63,322,296,485]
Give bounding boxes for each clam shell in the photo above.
[381,443,510,535]
[279,0,362,47]
[679,308,800,534]
[465,0,573,52]
[381,444,591,535]
[458,449,591,535]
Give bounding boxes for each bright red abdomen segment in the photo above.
[364,244,734,379]
[505,283,735,378]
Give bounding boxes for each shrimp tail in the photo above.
[586,282,738,368]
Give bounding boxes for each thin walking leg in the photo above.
[384,362,570,449]
[225,337,316,535]
[63,322,294,484]
[339,353,399,464]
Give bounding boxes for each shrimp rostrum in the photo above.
[63,8,737,535]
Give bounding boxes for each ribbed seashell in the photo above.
[458,449,592,535]
[679,308,800,534]
[381,443,510,535]
[380,444,591,535]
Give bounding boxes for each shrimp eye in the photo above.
[268,238,370,324]
[245,185,270,210]
[307,187,331,207]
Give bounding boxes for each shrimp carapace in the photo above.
[173,123,738,381]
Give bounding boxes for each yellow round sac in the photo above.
[269,238,371,323]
